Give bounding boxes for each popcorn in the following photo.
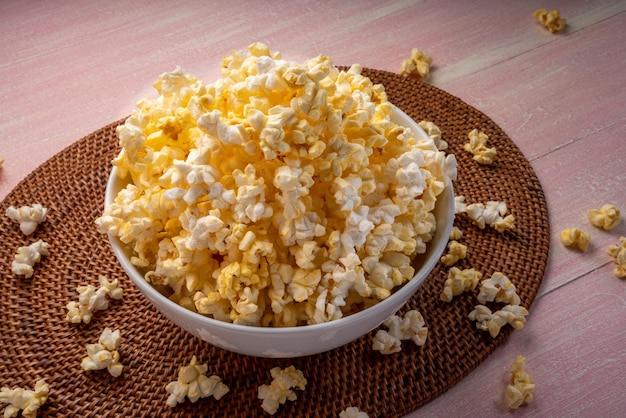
[440,267,482,302]
[608,236,626,279]
[11,239,49,278]
[258,366,307,415]
[468,304,528,338]
[559,228,590,251]
[372,309,427,353]
[449,226,463,240]
[418,120,447,151]
[587,204,621,231]
[534,8,566,33]
[463,129,496,164]
[506,355,535,409]
[5,204,48,235]
[97,43,456,327]
[339,406,369,418]
[457,199,515,231]
[81,328,124,377]
[477,272,520,305]
[440,240,467,266]
[66,275,124,324]
[165,355,229,407]
[0,379,48,418]
[400,48,433,80]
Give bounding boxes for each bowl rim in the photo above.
[104,106,454,335]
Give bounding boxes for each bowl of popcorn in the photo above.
[97,43,456,358]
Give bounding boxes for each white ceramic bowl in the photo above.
[104,107,454,358]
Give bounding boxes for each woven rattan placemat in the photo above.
[0,68,549,417]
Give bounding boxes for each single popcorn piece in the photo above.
[373,309,427,353]
[506,355,535,409]
[5,204,48,235]
[477,272,521,305]
[608,236,626,279]
[11,239,49,278]
[461,200,515,231]
[440,267,482,302]
[587,204,621,231]
[165,355,229,407]
[339,406,370,418]
[449,226,463,240]
[440,240,467,266]
[464,129,496,164]
[66,275,124,324]
[81,328,124,377]
[400,48,433,80]
[418,120,447,151]
[258,366,307,415]
[469,304,528,338]
[534,8,566,33]
[96,42,457,327]
[0,379,49,418]
[559,228,590,251]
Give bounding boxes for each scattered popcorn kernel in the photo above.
[477,272,521,305]
[440,240,467,266]
[440,267,482,302]
[81,328,124,377]
[534,8,566,33]
[165,355,229,407]
[469,304,528,338]
[449,226,463,240]
[373,309,427,353]
[587,204,621,231]
[608,236,626,279]
[460,200,515,231]
[258,366,307,415]
[464,129,496,165]
[11,239,49,278]
[0,379,48,418]
[506,355,535,409]
[66,275,124,324]
[454,196,467,214]
[419,120,448,151]
[96,43,457,327]
[559,228,590,251]
[400,48,433,80]
[5,204,48,236]
[340,406,370,418]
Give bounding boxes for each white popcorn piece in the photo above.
[440,267,482,302]
[587,204,621,231]
[559,228,590,252]
[258,366,307,415]
[534,8,566,33]
[96,42,457,327]
[11,240,49,278]
[0,379,49,418]
[165,355,229,407]
[373,309,427,354]
[469,304,528,338]
[477,272,521,305]
[66,275,124,324]
[81,328,124,377]
[462,200,515,231]
[449,226,463,240]
[339,406,370,418]
[372,329,402,354]
[440,240,467,266]
[5,204,48,235]
[400,48,433,80]
[463,129,496,164]
[506,355,535,409]
[608,236,626,279]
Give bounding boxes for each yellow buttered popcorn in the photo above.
[506,355,535,409]
[400,48,432,80]
[608,236,626,279]
[534,8,566,33]
[587,204,621,231]
[560,228,590,251]
[96,43,456,327]
[464,129,496,165]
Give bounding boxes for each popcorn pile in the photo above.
[258,366,307,415]
[0,380,49,418]
[66,275,124,324]
[165,356,229,407]
[81,328,124,377]
[96,43,456,327]
[372,309,428,354]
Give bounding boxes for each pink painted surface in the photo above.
[1,0,624,416]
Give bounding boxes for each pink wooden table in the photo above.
[1,0,624,416]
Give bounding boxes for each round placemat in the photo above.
[0,68,549,417]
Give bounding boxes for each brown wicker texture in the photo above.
[0,69,550,417]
